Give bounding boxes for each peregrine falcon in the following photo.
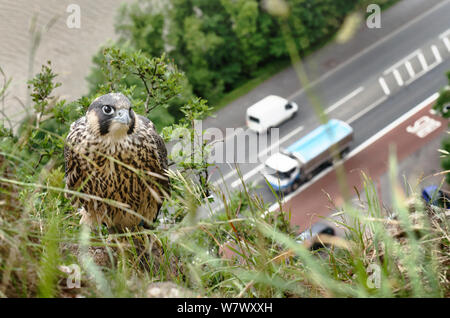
[64,93,169,231]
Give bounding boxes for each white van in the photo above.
[246,95,298,133]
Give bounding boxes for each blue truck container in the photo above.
[262,119,354,193]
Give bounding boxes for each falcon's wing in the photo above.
[64,143,72,178]
[138,115,168,171]
[153,127,168,171]
[137,115,170,220]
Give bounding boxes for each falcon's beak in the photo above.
[113,109,131,125]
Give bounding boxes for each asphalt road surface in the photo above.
[205,0,450,214]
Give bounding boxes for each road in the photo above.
[283,95,448,232]
[201,0,450,215]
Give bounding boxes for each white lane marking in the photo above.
[286,0,449,101]
[378,77,391,95]
[231,165,264,188]
[258,125,304,159]
[383,49,421,75]
[213,164,239,186]
[438,28,450,51]
[418,52,429,71]
[393,69,404,86]
[405,61,415,77]
[211,126,261,187]
[211,162,239,187]
[439,28,450,41]
[267,92,440,212]
[404,49,445,86]
[222,127,248,144]
[210,124,261,186]
[324,86,364,114]
[443,37,450,52]
[347,96,389,124]
[231,125,306,188]
[214,125,304,188]
[431,45,442,63]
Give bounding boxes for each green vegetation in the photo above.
[441,135,450,185]
[435,71,450,184]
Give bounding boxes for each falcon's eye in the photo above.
[102,105,114,115]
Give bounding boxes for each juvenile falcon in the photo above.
[64,93,169,231]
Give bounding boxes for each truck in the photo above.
[262,119,354,193]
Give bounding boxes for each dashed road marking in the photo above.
[347,95,389,124]
[405,61,415,77]
[443,37,450,52]
[231,165,264,188]
[384,49,421,75]
[258,125,304,159]
[439,29,450,52]
[431,44,442,63]
[214,125,305,188]
[418,52,429,70]
[393,69,404,86]
[325,86,364,114]
[379,77,391,95]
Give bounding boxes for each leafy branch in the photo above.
[98,47,184,116]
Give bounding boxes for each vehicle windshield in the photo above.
[262,165,293,180]
[248,116,260,123]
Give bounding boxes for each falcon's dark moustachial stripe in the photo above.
[64,93,169,231]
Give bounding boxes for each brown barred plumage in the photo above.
[64,93,169,231]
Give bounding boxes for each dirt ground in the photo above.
[0,0,134,129]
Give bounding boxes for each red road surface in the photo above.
[283,102,448,232]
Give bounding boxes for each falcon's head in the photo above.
[86,93,136,140]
